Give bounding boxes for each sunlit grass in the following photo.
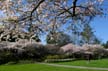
[54,58,108,68]
[0,63,106,71]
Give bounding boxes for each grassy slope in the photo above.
[0,63,106,71]
[54,59,108,68]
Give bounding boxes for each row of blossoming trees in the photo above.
[0,0,108,64]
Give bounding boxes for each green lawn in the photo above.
[0,59,108,71]
[0,63,106,71]
[54,59,108,68]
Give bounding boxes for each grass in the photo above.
[0,59,108,71]
[0,63,107,71]
[54,58,108,68]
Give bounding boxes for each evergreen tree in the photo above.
[81,24,100,44]
[46,31,72,46]
[102,41,108,48]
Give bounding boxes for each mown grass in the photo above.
[0,63,107,71]
[54,58,108,68]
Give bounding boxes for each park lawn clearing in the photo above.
[0,63,107,71]
[54,59,108,68]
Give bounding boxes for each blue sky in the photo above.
[91,16,108,43]
[92,0,108,43]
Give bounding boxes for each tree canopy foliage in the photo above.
[0,0,105,44]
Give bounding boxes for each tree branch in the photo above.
[29,0,45,32]
[31,0,45,15]
[73,0,78,16]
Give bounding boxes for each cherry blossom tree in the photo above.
[0,0,104,42]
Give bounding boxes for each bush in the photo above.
[0,41,48,64]
[21,42,48,61]
[0,48,20,64]
[46,55,60,59]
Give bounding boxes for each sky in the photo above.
[90,0,108,43]
[91,16,108,43]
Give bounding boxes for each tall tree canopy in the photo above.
[80,24,101,45]
[0,0,105,43]
[46,31,72,46]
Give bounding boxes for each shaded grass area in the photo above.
[54,59,108,68]
[0,63,107,71]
